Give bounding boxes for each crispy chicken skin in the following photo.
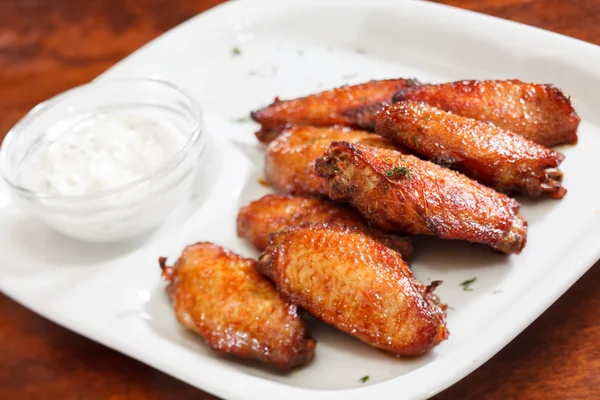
[256,224,448,356]
[315,142,527,254]
[252,79,419,143]
[375,102,566,198]
[265,125,405,196]
[392,80,580,147]
[159,242,315,370]
[237,194,413,263]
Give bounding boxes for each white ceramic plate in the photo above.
[2,0,600,399]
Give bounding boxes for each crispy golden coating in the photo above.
[159,243,315,370]
[237,194,412,263]
[375,102,566,198]
[252,79,419,143]
[265,125,404,196]
[315,142,527,254]
[392,80,580,147]
[257,224,448,356]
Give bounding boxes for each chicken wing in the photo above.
[252,79,420,143]
[256,224,448,356]
[315,142,527,254]
[237,194,412,263]
[159,242,315,370]
[392,79,580,147]
[265,125,405,196]
[375,102,566,198]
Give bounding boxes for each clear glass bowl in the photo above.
[0,78,204,242]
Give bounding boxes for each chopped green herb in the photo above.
[460,277,477,291]
[232,47,241,56]
[358,96,367,101]
[385,166,412,178]
[447,306,455,310]
[359,375,370,383]
[413,135,421,148]
[492,289,502,294]
[231,115,252,123]
[424,115,432,121]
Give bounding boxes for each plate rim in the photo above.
[3,0,600,399]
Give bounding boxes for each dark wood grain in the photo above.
[0,0,599,399]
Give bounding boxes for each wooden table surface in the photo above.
[1,0,599,398]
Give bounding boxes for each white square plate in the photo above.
[2,0,600,399]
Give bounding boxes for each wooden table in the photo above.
[1,1,599,398]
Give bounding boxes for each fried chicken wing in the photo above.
[392,80,580,147]
[265,125,405,196]
[375,102,566,198]
[256,224,448,356]
[159,242,315,370]
[315,142,527,254]
[252,79,419,143]
[237,194,412,263]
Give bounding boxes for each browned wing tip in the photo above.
[541,167,566,199]
[546,185,567,200]
[250,97,279,119]
[254,124,290,143]
[546,85,581,144]
[426,280,443,295]
[292,336,317,369]
[159,256,175,281]
[499,222,528,255]
[422,280,450,346]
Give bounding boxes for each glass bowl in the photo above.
[0,78,204,242]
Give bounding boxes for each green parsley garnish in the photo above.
[359,375,370,383]
[232,47,241,56]
[413,135,421,148]
[385,166,412,178]
[460,277,477,291]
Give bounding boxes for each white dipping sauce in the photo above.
[21,113,185,196]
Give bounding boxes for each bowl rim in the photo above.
[0,78,204,202]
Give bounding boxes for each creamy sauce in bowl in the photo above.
[20,113,185,197]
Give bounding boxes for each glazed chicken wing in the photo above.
[392,79,580,147]
[375,102,566,198]
[315,142,527,254]
[265,125,405,196]
[256,224,448,356]
[160,243,315,370]
[237,194,412,263]
[252,79,419,142]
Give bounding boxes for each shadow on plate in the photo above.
[142,282,435,388]
[142,284,303,378]
[1,217,147,274]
